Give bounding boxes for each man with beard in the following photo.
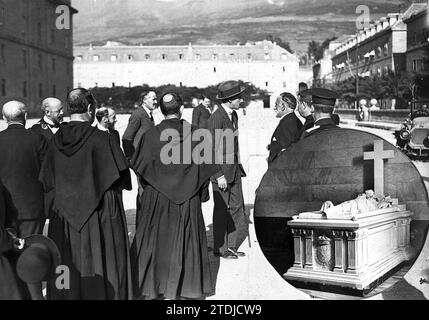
[130,93,218,300]
[267,92,303,165]
[39,88,133,300]
[30,98,64,141]
[95,107,120,147]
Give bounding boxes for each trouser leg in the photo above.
[212,179,245,254]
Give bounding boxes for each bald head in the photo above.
[2,101,27,124]
[41,97,64,125]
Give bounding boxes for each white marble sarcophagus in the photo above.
[283,192,413,290]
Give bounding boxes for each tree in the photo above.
[265,35,294,53]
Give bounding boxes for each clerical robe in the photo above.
[0,181,30,300]
[39,121,133,300]
[130,118,219,300]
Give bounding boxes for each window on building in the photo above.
[110,55,117,62]
[52,58,56,73]
[1,79,5,96]
[112,82,115,87]
[283,66,286,72]
[247,53,252,60]
[212,54,218,61]
[22,49,27,68]
[50,29,55,44]
[37,23,42,42]
[127,54,133,61]
[377,67,382,77]
[23,81,27,97]
[213,67,216,73]
[281,53,288,60]
[265,82,268,87]
[0,43,4,63]
[93,55,99,62]
[38,54,43,69]
[39,83,43,98]
[145,54,150,60]
[76,55,83,62]
[0,5,5,27]
[383,44,388,56]
[179,82,183,87]
[161,54,167,60]
[178,54,183,60]
[53,85,56,96]
[377,47,382,58]
[413,59,417,72]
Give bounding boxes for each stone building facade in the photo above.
[404,5,429,73]
[331,12,407,83]
[73,40,299,98]
[0,0,76,115]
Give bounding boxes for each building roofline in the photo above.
[47,0,78,14]
[403,6,428,24]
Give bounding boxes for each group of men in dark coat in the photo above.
[267,84,340,165]
[0,78,340,300]
[0,80,250,300]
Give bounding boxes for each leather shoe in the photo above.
[214,251,238,259]
[228,248,245,257]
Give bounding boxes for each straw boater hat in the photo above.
[216,80,246,100]
[16,235,61,284]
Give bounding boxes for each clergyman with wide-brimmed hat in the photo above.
[208,80,248,259]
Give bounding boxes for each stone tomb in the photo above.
[254,128,429,292]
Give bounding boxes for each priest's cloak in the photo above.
[131,118,219,300]
[39,121,133,300]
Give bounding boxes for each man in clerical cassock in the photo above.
[130,93,219,300]
[39,88,133,300]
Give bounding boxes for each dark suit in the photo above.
[304,117,339,138]
[0,124,47,237]
[268,112,303,164]
[208,106,247,255]
[29,118,55,142]
[332,113,340,125]
[122,106,154,159]
[192,104,211,129]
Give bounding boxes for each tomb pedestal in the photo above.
[283,209,413,290]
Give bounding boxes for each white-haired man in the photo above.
[0,101,48,299]
[30,98,64,141]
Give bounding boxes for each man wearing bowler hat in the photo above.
[208,81,247,259]
[302,88,341,138]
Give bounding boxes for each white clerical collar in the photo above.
[315,115,332,123]
[142,104,152,117]
[97,123,109,132]
[43,116,55,126]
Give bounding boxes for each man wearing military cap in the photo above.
[303,88,341,137]
[208,80,247,259]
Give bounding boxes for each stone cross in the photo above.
[363,139,394,198]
